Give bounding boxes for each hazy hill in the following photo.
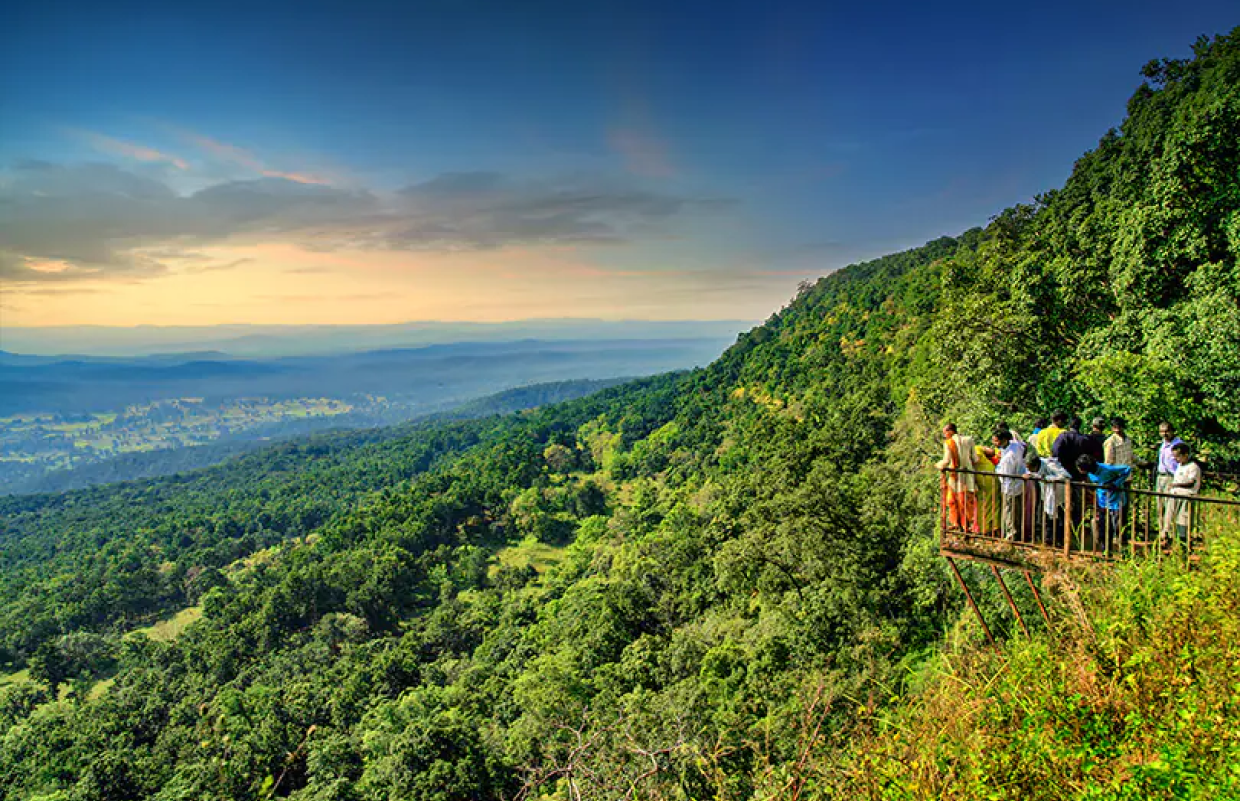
[1,319,755,358]
[0,337,735,416]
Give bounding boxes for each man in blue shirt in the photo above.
[1155,422,1184,521]
[1077,454,1132,551]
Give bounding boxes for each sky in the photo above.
[1,0,1236,329]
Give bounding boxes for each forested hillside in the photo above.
[1,29,1238,801]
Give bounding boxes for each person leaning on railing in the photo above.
[1161,442,1202,545]
[1076,454,1132,548]
[1055,417,1103,483]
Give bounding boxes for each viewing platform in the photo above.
[938,467,1240,570]
[936,466,1240,643]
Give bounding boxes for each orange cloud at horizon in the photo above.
[0,242,792,327]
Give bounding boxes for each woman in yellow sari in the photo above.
[973,444,1001,535]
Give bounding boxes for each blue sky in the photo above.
[1,0,1236,326]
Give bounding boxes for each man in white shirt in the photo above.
[993,430,1025,541]
[1162,442,1202,543]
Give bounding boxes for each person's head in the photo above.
[1069,416,1083,432]
[943,422,957,440]
[1034,417,1050,430]
[1051,411,1068,427]
[1171,442,1192,464]
[1160,422,1176,442]
[992,430,1012,449]
[1076,454,1097,474]
[1111,416,1126,435]
[1091,416,1106,434]
[1026,454,1042,472]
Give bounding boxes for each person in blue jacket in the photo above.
[1076,454,1132,550]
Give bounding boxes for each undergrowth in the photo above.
[816,524,1240,800]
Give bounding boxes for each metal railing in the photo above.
[939,467,1240,564]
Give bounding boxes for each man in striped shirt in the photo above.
[1104,417,1134,467]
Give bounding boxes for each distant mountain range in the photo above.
[0,318,755,358]
[0,337,739,416]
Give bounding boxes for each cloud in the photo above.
[0,162,731,284]
[386,171,723,249]
[5,286,107,297]
[0,162,374,283]
[0,252,167,285]
[130,250,255,273]
[283,265,335,275]
[180,131,332,185]
[70,130,190,170]
[257,293,389,303]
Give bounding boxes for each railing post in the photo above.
[1186,497,1193,567]
[940,470,948,537]
[1063,481,1073,558]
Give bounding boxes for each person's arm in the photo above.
[1098,466,1128,487]
[1171,467,1197,488]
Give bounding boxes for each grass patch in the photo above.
[129,606,203,642]
[0,667,31,688]
[88,677,115,700]
[491,539,567,578]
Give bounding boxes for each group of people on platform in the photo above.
[937,414,1203,548]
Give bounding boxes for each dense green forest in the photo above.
[2,29,1239,800]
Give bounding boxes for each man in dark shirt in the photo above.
[1088,417,1108,459]
[1053,417,1100,482]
